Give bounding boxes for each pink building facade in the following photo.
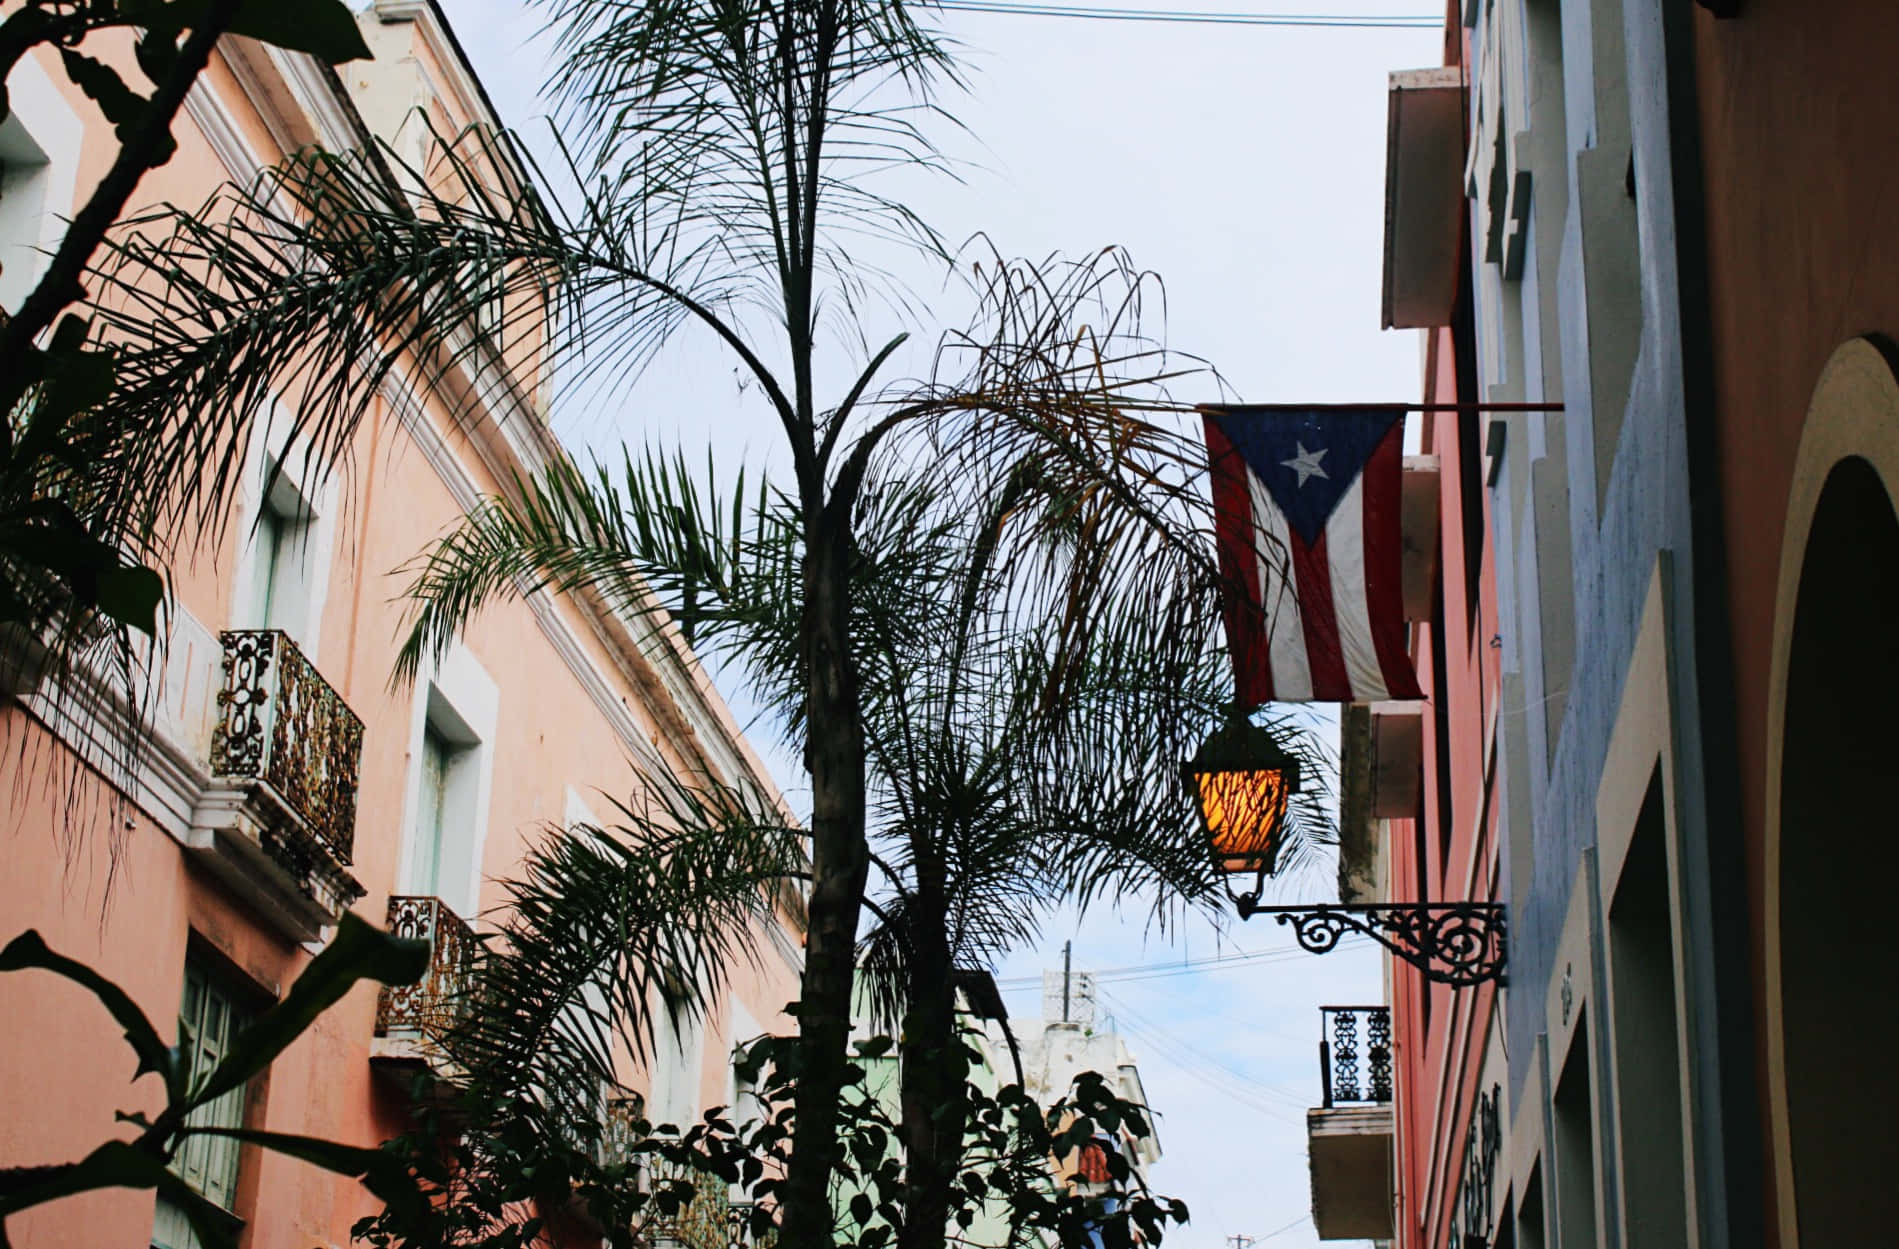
[0,5,803,1247]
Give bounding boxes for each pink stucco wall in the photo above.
[1386,312,1503,1249]
[0,14,802,1248]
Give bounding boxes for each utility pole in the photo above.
[1226,1237,1256,1249]
[1062,940,1072,1023]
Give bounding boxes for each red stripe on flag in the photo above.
[1291,527,1350,700]
[1205,417,1276,704]
[1361,429,1423,699]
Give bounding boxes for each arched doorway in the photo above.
[1763,338,1899,1249]
[1775,453,1899,1244]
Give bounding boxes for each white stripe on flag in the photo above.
[1249,467,1312,701]
[1325,473,1390,701]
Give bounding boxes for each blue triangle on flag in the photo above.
[1206,408,1404,546]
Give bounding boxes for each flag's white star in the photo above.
[1281,441,1329,487]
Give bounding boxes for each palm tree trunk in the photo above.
[897,897,964,1249]
[779,518,870,1245]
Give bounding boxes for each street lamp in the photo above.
[1185,714,1508,988]
[1183,711,1302,880]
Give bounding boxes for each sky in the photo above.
[433,0,1440,1244]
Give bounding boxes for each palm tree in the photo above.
[392,402,1335,1247]
[87,0,1330,1237]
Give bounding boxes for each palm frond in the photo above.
[447,768,803,1148]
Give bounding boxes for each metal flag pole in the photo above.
[1199,402,1565,413]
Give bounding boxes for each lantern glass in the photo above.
[1195,766,1290,875]
[1185,715,1301,879]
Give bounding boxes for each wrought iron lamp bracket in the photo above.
[1232,886,1507,987]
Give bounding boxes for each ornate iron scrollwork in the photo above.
[213,629,364,864]
[1450,1083,1502,1249]
[728,1201,776,1249]
[213,630,277,777]
[376,895,476,1041]
[647,1154,732,1249]
[598,1094,647,1171]
[1236,897,1508,987]
[1320,1006,1392,1107]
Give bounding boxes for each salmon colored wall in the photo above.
[0,21,801,1249]
[1388,316,1502,1249]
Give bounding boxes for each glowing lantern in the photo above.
[1183,713,1302,879]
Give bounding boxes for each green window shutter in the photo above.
[151,962,253,1249]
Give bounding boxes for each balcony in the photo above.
[372,895,476,1089]
[595,1102,772,1247]
[1308,1005,1394,1241]
[186,629,365,941]
[645,1154,732,1249]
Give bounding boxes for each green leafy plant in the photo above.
[0,913,430,1249]
[355,1029,1189,1249]
[72,0,1332,1239]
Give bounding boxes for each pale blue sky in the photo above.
[433,1,1438,1243]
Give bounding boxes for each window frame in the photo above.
[399,642,497,918]
[151,953,262,1249]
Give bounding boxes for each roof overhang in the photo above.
[1382,67,1467,330]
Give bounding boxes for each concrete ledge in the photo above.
[1308,1104,1395,1240]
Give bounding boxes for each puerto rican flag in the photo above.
[1203,406,1422,705]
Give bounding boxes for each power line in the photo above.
[993,935,1368,987]
[1098,988,1311,1108]
[931,1,1442,27]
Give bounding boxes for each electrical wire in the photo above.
[1098,988,1312,1109]
[931,1,1441,27]
[992,935,1369,987]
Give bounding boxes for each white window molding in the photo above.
[564,785,601,831]
[650,984,706,1134]
[398,642,498,919]
[0,55,81,314]
[228,399,339,661]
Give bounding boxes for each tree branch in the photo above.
[0,0,243,425]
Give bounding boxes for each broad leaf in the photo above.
[0,1141,232,1248]
[93,565,163,634]
[181,1126,426,1224]
[142,0,373,64]
[0,931,174,1093]
[185,913,427,1111]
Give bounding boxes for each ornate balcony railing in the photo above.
[646,1153,731,1249]
[726,1201,775,1249]
[212,629,363,864]
[1319,1005,1392,1108]
[598,1094,647,1171]
[376,895,477,1045]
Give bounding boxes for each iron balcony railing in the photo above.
[598,1094,647,1172]
[727,1201,775,1248]
[646,1153,732,1249]
[212,628,364,864]
[376,895,477,1046]
[1319,1005,1392,1108]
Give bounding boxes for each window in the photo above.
[402,646,497,918]
[242,462,318,638]
[0,120,54,312]
[1607,780,1688,1249]
[650,982,705,1133]
[405,702,483,909]
[152,960,254,1249]
[410,721,461,899]
[0,58,79,314]
[1552,1020,1600,1249]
